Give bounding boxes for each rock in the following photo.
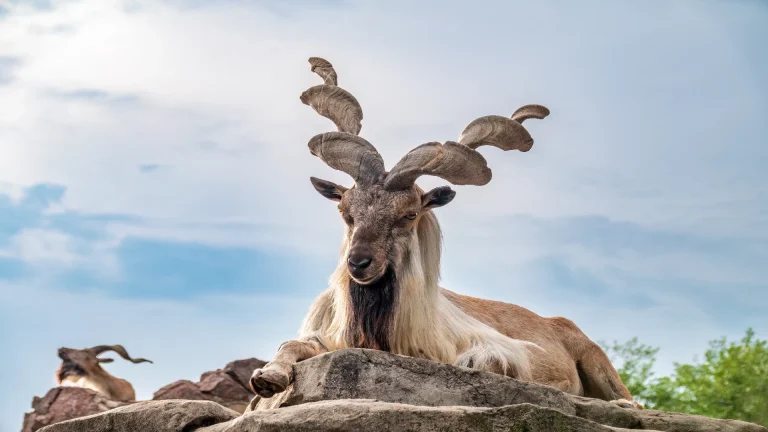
[21,387,128,432]
[571,396,767,432]
[153,375,250,414]
[223,358,267,391]
[249,349,767,432]
[32,349,766,432]
[251,347,575,413]
[198,371,254,413]
[37,400,239,432]
[153,357,266,413]
[202,399,628,432]
[23,357,265,431]
[152,380,209,401]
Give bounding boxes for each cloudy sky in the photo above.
[1,0,767,429]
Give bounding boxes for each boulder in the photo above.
[248,349,766,432]
[222,358,267,391]
[250,347,574,413]
[153,357,265,413]
[197,371,253,412]
[37,400,239,432]
[36,399,630,432]
[202,399,628,432]
[152,380,209,401]
[21,387,128,432]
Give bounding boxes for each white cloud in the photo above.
[103,217,344,258]
[5,228,81,264]
[0,181,24,204]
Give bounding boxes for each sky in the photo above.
[1,0,767,430]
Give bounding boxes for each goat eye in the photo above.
[339,208,353,224]
[404,212,418,220]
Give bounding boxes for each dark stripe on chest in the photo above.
[347,267,397,351]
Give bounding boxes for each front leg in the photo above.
[249,336,327,398]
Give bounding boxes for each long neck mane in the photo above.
[322,212,444,356]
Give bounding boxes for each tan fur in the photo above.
[441,291,632,400]
[57,368,137,402]
[56,350,136,402]
[56,346,150,402]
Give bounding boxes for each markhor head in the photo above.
[302,57,549,286]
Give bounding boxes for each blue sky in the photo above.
[1,0,767,430]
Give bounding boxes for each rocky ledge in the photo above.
[153,357,266,413]
[21,387,129,432]
[22,358,265,432]
[39,349,767,432]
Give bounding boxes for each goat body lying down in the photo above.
[250,57,641,409]
[56,344,152,402]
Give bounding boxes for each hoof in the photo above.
[610,398,644,409]
[249,368,289,398]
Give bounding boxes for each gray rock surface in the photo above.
[38,400,239,432]
[204,399,629,432]
[250,348,575,412]
[248,349,766,432]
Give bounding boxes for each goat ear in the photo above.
[310,177,348,202]
[97,358,114,363]
[422,186,456,210]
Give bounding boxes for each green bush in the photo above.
[600,328,767,427]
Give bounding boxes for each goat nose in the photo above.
[348,253,372,270]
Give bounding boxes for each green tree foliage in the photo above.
[600,328,768,427]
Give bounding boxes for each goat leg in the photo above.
[249,336,327,398]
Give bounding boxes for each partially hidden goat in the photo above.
[56,344,152,402]
[250,57,641,409]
